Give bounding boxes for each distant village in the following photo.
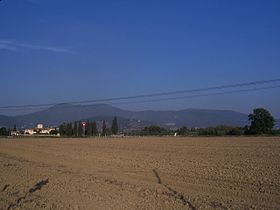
[10,124,59,136]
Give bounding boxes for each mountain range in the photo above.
[0,103,251,130]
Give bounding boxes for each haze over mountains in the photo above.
[0,103,250,129]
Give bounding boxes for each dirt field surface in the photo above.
[0,137,279,210]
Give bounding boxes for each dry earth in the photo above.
[0,137,279,210]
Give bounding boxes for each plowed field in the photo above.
[0,137,279,210]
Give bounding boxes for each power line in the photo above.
[0,78,280,109]
[111,85,280,105]
[2,84,280,110]
[1,84,280,111]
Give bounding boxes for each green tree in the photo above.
[177,126,188,136]
[111,117,118,135]
[59,123,66,136]
[86,120,92,136]
[142,125,167,136]
[92,121,98,136]
[248,108,275,134]
[66,123,73,137]
[101,120,107,136]
[73,121,78,137]
[0,127,8,136]
[50,129,58,135]
[227,127,243,136]
[78,121,83,137]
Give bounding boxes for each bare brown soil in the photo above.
[0,137,279,210]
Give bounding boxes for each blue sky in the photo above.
[0,0,280,117]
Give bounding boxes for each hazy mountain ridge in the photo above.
[82,116,154,131]
[0,103,254,129]
[0,115,17,128]
[130,109,248,127]
[15,103,130,126]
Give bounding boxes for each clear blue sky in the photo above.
[1,0,280,117]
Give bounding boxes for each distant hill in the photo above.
[82,116,153,131]
[131,109,248,128]
[0,115,17,128]
[0,103,251,129]
[14,103,130,127]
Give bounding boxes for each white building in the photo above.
[10,131,20,136]
[37,124,44,129]
[24,129,35,135]
[24,124,56,135]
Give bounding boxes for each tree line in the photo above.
[126,108,279,136]
[124,125,245,136]
[0,127,10,136]
[59,117,119,137]
[0,108,279,137]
